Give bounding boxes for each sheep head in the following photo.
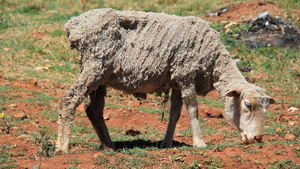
[223,85,275,144]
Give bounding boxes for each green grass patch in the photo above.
[19,91,57,106]
[39,108,58,122]
[138,106,161,114]
[267,159,300,169]
[63,158,83,165]
[105,103,129,109]
[120,147,150,157]
[197,97,224,109]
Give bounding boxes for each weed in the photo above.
[0,163,18,169]
[39,108,58,122]
[94,155,109,165]
[197,97,224,109]
[219,119,232,127]
[274,150,286,155]
[63,158,83,165]
[190,149,206,155]
[179,129,193,137]
[242,147,260,154]
[189,160,201,169]
[138,106,161,114]
[293,148,300,158]
[267,159,300,169]
[206,157,223,169]
[233,154,246,162]
[0,151,15,167]
[221,130,240,140]
[0,144,14,151]
[116,155,150,168]
[120,147,149,157]
[29,125,56,157]
[105,103,129,109]
[0,114,14,134]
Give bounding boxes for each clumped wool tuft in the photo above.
[56,8,275,153]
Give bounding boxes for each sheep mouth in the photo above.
[254,135,262,142]
[242,134,256,144]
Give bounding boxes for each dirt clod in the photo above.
[284,133,296,141]
[204,108,223,118]
[125,129,141,136]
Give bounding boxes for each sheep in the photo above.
[55,8,275,153]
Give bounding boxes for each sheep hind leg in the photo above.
[85,85,116,151]
[161,89,183,148]
[182,87,206,148]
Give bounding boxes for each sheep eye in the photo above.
[244,100,251,109]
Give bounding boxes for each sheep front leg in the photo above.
[56,80,88,154]
[161,89,183,148]
[182,87,206,148]
[56,64,107,154]
[85,85,116,151]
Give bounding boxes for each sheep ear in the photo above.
[268,97,276,104]
[226,86,242,97]
[226,90,241,97]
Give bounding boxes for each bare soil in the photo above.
[1,1,300,168]
[203,0,300,23]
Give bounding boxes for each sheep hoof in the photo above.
[160,144,172,149]
[54,149,67,156]
[193,140,207,148]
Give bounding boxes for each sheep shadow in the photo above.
[112,139,191,150]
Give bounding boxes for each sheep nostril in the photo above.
[254,135,262,142]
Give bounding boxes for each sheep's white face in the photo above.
[224,87,275,144]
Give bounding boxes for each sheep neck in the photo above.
[212,54,249,99]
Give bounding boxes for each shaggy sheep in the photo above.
[55,8,275,153]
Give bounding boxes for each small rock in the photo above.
[288,121,295,126]
[284,133,296,141]
[287,107,299,113]
[34,66,49,71]
[9,104,17,108]
[13,112,27,119]
[103,114,110,120]
[239,66,252,72]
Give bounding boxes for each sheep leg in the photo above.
[85,85,116,151]
[56,81,87,154]
[56,64,106,154]
[161,89,183,148]
[182,87,207,148]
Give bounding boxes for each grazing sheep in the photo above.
[55,8,275,153]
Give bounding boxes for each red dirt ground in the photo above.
[203,0,300,23]
[1,1,300,168]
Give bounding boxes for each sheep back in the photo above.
[65,8,230,96]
